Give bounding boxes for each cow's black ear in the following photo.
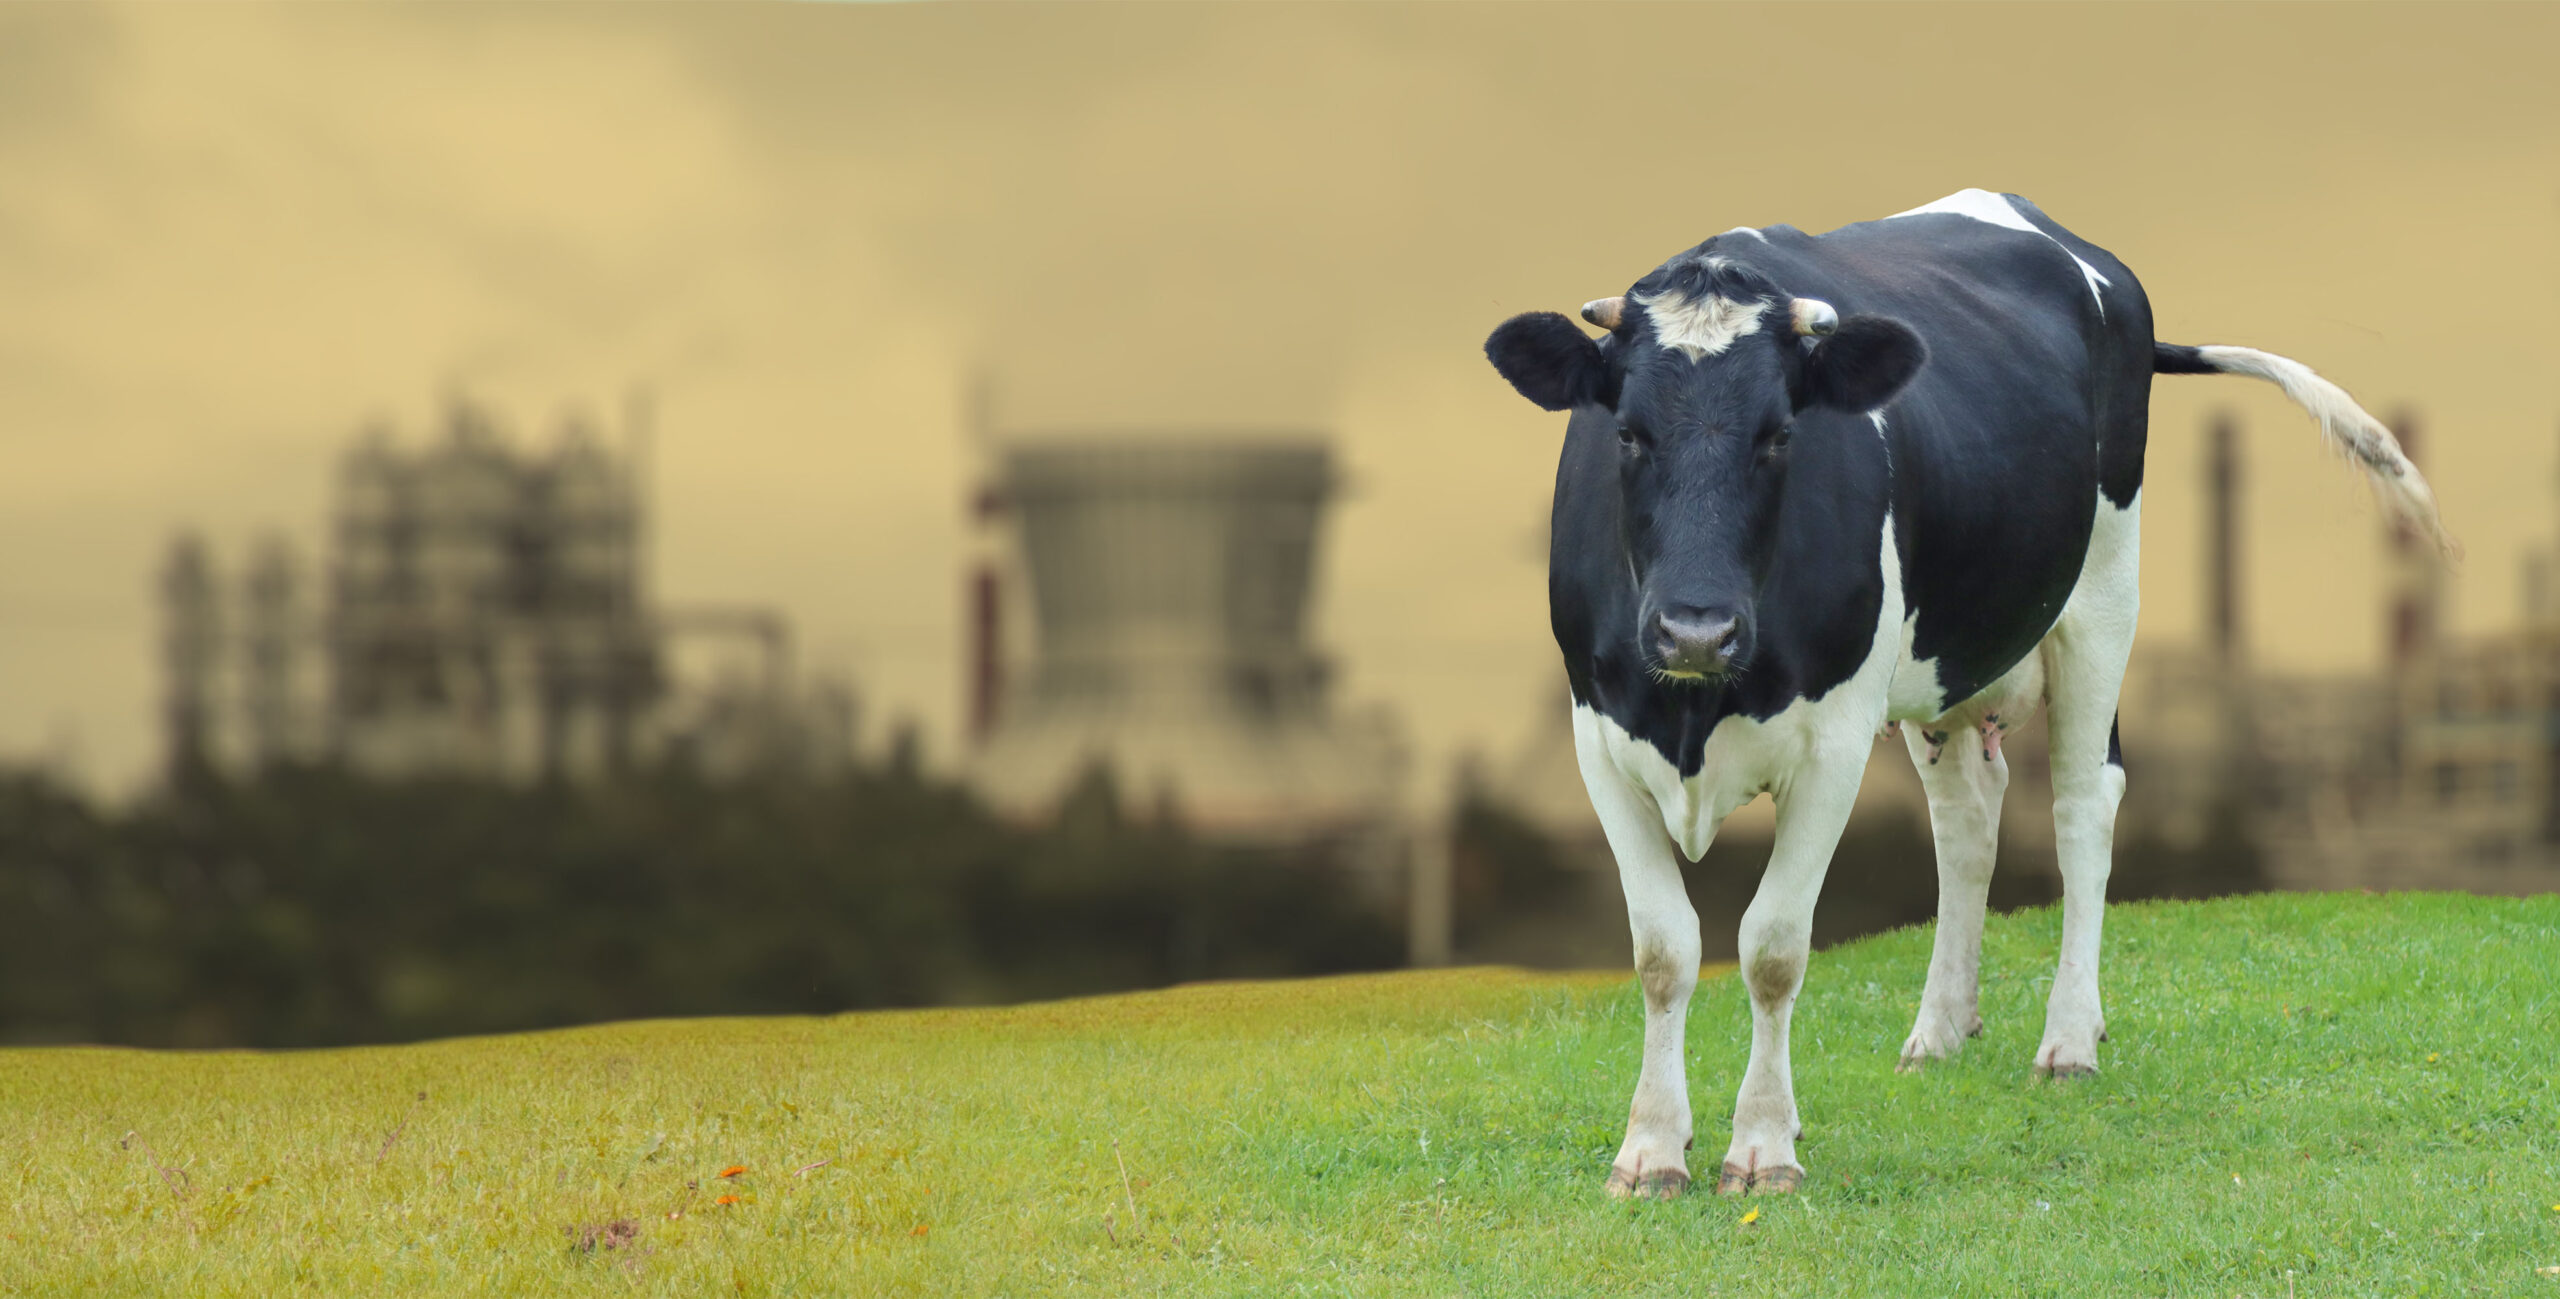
[1485,312,1607,412]
[1799,316,1926,413]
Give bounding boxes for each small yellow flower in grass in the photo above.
[1740,1208,1760,1226]
[2428,1053,2440,1064]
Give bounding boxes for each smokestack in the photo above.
[161,532,222,788]
[2205,409,2243,668]
[2540,417,2560,633]
[2526,554,2552,632]
[969,561,1003,744]
[964,369,1006,746]
[968,484,1007,745]
[2384,408,2439,672]
[622,385,653,619]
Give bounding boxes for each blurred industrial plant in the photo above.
[964,432,1409,895]
[159,396,853,788]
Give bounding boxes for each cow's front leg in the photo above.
[1720,748,1865,1195]
[1574,719,1699,1199]
[1610,841,1702,1200]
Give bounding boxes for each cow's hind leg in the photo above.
[1719,745,1865,1195]
[1896,720,2010,1069]
[1575,716,1699,1199]
[2033,496,2140,1079]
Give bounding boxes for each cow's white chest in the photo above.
[1577,513,1907,861]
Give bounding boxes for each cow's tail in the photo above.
[2155,341,2457,558]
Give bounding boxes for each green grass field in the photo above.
[4,891,2555,1296]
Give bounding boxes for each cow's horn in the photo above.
[1580,297,1625,330]
[1790,298,1840,337]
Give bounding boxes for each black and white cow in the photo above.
[1483,189,2450,1199]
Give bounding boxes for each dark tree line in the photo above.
[0,745,2263,1048]
[0,761,1399,1048]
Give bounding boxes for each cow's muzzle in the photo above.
[1651,605,1745,680]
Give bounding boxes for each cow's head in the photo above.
[1485,254,1924,683]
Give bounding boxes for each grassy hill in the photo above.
[3,891,2554,1296]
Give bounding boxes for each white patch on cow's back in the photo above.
[1579,510,1905,860]
[1887,188,2112,316]
[1722,225,1770,243]
[1634,287,1766,362]
[1890,187,2040,234]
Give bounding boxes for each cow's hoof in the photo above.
[1897,1008,1982,1071]
[1753,1165,1805,1194]
[1715,1162,1805,1195]
[1605,1165,1689,1200]
[2033,1026,2102,1081]
[2033,1047,2099,1081]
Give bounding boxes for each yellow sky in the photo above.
[2,3,2555,796]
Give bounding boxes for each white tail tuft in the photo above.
[2193,345,2459,559]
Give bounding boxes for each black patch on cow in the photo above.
[1486,312,1610,411]
[1800,316,1927,413]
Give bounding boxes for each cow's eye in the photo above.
[1762,427,1792,458]
[1615,422,1640,451]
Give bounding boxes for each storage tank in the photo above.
[970,436,1402,840]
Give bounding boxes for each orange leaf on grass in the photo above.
[910,1223,930,1237]
[715,1194,740,1206]
[718,1165,748,1179]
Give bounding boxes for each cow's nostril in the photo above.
[1649,615,1683,656]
